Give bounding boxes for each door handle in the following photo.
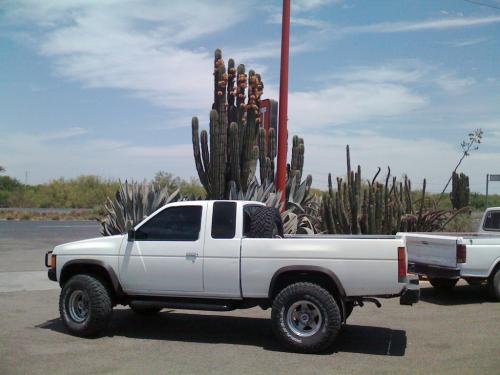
[186,252,198,258]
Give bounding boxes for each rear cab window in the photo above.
[483,210,500,231]
[211,201,237,239]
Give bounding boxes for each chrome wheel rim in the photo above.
[286,300,323,337]
[68,290,90,323]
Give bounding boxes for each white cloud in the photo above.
[288,82,427,130]
[436,73,476,94]
[341,15,500,34]
[327,63,426,84]
[293,0,342,12]
[0,129,194,184]
[301,131,500,193]
[447,37,491,47]
[3,0,254,111]
[41,126,88,141]
[286,61,471,131]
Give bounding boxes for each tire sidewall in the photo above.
[491,270,500,301]
[277,292,330,346]
[60,277,93,333]
[272,283,341,352]
[59,275,112,336]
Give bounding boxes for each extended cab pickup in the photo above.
[402,207,500,301]
[45,200,419,353]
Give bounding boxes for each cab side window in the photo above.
[135,206,202,241]
[211,201,236,239]
[483,211,500,231]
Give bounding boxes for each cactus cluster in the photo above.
[192,49,271,199]
[450,172,470,209]
[321,146,464,235]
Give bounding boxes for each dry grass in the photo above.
[0,209,99,221]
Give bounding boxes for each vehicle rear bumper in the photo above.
[400,275,420,305]
[409,262,460,279]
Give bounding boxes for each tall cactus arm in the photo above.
[201,130,210,182]
[191,117,210,195]
[229,122,241,190]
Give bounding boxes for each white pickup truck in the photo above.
[403,207,500,300]
[45,200,419,353]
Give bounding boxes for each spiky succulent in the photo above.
[101,180,182,236]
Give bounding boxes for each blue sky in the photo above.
[1,0,499,193]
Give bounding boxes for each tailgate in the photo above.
[403,233,459,269]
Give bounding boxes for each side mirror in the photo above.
[127,229,135,242]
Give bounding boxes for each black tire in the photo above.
[130,305,162,315]
[429,278,458,292]
[59,274,113,337]
[248,207,276,238]
[488,268,500,301]
[271,282,341,353]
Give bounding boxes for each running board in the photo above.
[130,299,236,312]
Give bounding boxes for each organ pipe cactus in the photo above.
[321,146,465,235]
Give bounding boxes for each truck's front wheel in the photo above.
[59,274,113,337]
[271,282,341,353]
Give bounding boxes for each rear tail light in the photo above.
[51,254,57,270]
[456,244,466,264]
[398,246,407,282]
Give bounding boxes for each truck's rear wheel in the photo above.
[488,269,500,301]
[271,282,341,353]
[59,274,113,337]
[429,278,458,292]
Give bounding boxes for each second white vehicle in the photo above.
[45,200,419,353]
[403,207,500,300]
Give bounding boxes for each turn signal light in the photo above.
[51,254,57,270]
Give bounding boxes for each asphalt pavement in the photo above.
[0,221,499,374]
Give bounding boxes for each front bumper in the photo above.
[45,251,57,282]
[400,275,420,305]
[48,268,57,281]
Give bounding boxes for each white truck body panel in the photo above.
[241,236,404,297]
[51,200,412,301]
[401,208,500,280]
[404,233,460,269]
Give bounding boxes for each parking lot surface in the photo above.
[1,221,499,375]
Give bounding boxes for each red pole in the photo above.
[277,0,290,208]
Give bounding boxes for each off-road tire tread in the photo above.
[248,207,275,238]
[59,274,113,337]
[271,282,341,353]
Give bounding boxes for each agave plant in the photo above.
[101,180,182,236]
[227,175,319,235]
